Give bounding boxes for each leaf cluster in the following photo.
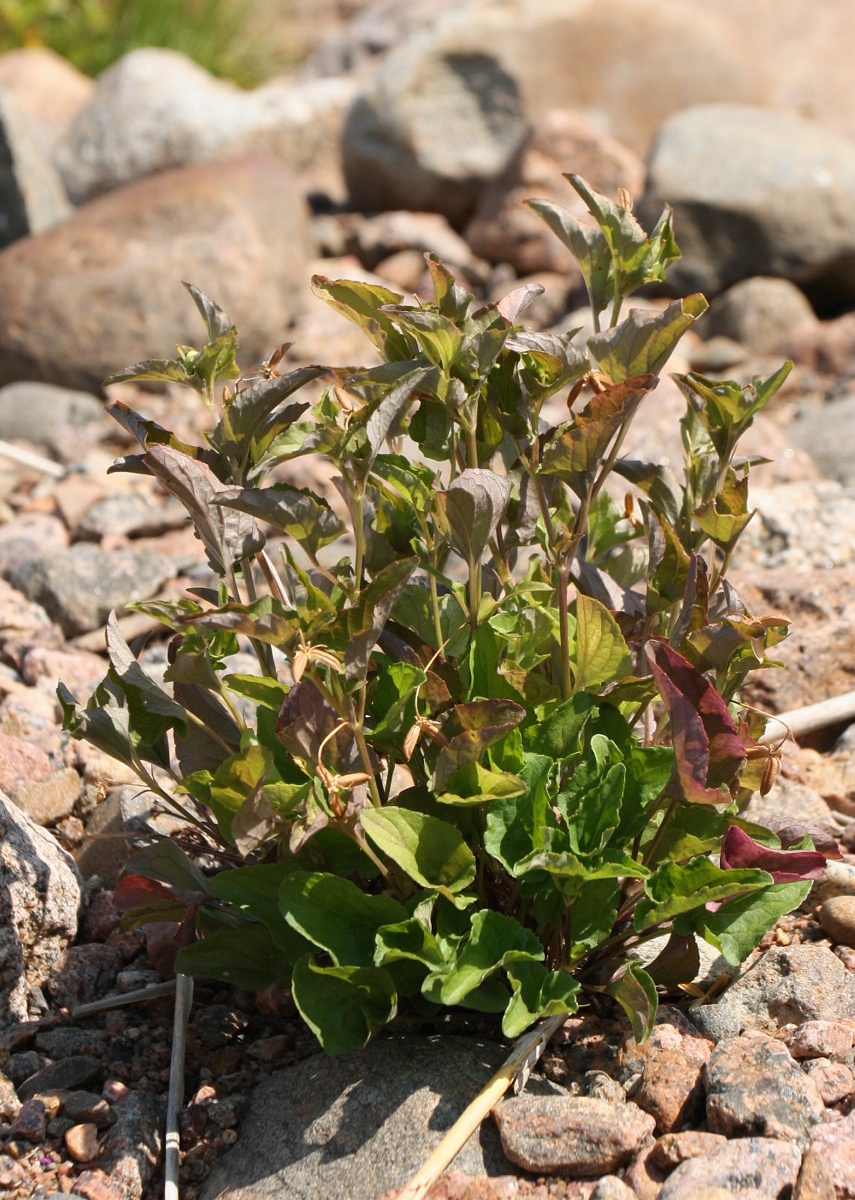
[61,175,826,1054]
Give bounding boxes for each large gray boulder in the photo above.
[0,791,82,1028]
[641,104,855,305]
[201,1035,562,1200]
[343,0,757,224]
[54,47,355,204]
[0,91,70,248]
[0,156,311,391]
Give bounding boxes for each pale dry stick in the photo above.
[165,973,194,1200]
[71,980,178,1018]
[395,1012,568,1200]
[759,690,855,744]
[0,437,65,477]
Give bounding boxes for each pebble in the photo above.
[650,1130,728,1169]
[65,1122,101,1163]
[705,1032,824,1140]
[657,1137,802,1200]
[493,1095,655,1176]
[819,895,855,947]
[18,1056,104,1102]
[802,1058,855,1105]
[783,1019,854,1060]
[9,1098,47,1141]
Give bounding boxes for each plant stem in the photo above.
[556,557,573,700]
[353,488,365,595]
[348,699,383,808]
[468,555,482,632]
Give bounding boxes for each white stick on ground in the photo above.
[0,438,65,477]
[395,1012,567,1200]
[760,690,855,743]
[165,973,194,1200]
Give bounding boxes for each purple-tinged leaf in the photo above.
[720,825,826,883]
[143,444,265,574]
[646,640,746,804]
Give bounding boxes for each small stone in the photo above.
[245,1035,293,1064]
[0,1071,20,1122]
[807,1110,855,1197]
[581,1071,625,1105]
[65,1123,100,1163]
[705,1033,825,1140]
[650,1130,728,1169]
[795,1145,837,1200]
[36,1029,111,1061]
[207,1094,248,1129]
[589,1179,637,1200]
[9,1097,47,1141]
[493,1094,655,1176]
[18,1056,103,1102]
[785,1020,855,1060]
[634,1049,705,1134]
[98,1090,162,1200]
[0,1154,27,1188]
[5,1050,45,1084]
[116,968,162,992]
[802,1058,855,1106]
[72,1168,125,1200]
[820,895,855,947]
[658,1137,802,1200]
[58,1091,114,1129]
[102,1081,129,1104]
[624,1139,668,1200]
[48,944,123,1008]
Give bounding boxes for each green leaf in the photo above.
[123,840,209,893]
[209,863,313,964]
[435,469,512,564]
[343,556,419,684]
[588,296,708,383]
[573,594,631,693]
[433,699,526,793]
[104,610,188,742]
[213,484,345,556]
[437,762,526,806]
[503,962,579,1037]
[541,377,657,497]
[311,276,413,360]
[436,910,543,1006]
[604,962,658,1043]
[527,693,595,758]
[222,673,289,710]
[374,916,446,971]
[635,856,773,930]
[560,756,625,858]
[686,880,812,965]
[290,955,397,1055]
[279,871,409,966]
[379,305,464,373]
[484,753,554,874]
[524,198,613,316]
[176,922,284,991]
[361,807,477,896]
[566,878,621,961]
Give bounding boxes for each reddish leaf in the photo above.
[720,825,827,884]
[646,640,746,804]
[113,874,183,908]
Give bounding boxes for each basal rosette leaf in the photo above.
[430,910,543,1007]
[176,924,287,992]
[684,880,813,965]
[290,956,398,1055]
[603,962,657,1044]
[279,871,408,967]
[635,856,773,931]
[360,807,476,897]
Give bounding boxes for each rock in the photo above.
[618,1008,713,1134]
[350,210,479,273]
[642,104,855,306]
[0,791,82,1028]
[48,944,123,1008]
[783,1020,854,1060]
[704,1032,824,1140]
[0,382,103,446]
[786,312,855,377]
[732,480,855,573]
[690,945,855,1042]
[807,1108,855,1198]
[465,109,644,276]
[590,1180,636,1200]
[819,896,855,947]
[0,512,70,581]
[0,156,311,392]
[74,492,187,542]
[794,1145,836,1200]
[0,1069,19,1121]
[738,571,855,718]
[299,0,455,80]
[343,23,528,227]
[73,1167,126,1200]
[345,0,756,226]
[10,543,172,636]
[492,1094,655,1176]
[623,1140,668,1200]
[0,47,92,154]
[657,1137,802,1200]
[200,1037,553,1200]
[66,1122,101,1163]
[9,1097,47,1141]
[99,1090,162,1200]
[55,48,355,204]
[0,91,70,248]
[0,577,53,644]
[703,277,818,355]
[18,1056,103,1101]
[649,1130,728,1169]
[789,394,855,491]
[802,1058,855,1106]
[36,1028,111,1059]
